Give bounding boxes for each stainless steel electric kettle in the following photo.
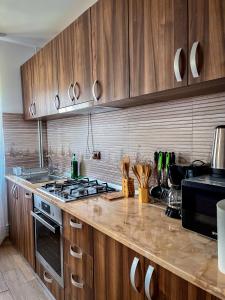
[211,125,225,177]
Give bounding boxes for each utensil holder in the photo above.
[122,177,135,198]
[138,187,150,203]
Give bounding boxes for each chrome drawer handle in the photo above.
[70,245,83,259]
[70,219,83,229]
[32,102,36,116]
[29,104,33,116]
[71,274,84,289]
[130,257,140,293]
[174,48,183,82]
[43,271,53,284]
[72,82,80,102]
[92,80,100,102]
[144,265,154,300]
[190,41,200,78]
[54,95,60,110]
[68,83,75,101]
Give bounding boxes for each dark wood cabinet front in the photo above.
[7,182,35,270]
[129,0,188,97]
[56,24,75,108]
[188,0,225,84]
[91,0,129,104]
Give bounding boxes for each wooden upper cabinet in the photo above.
[129,0,188,97]
[91,0,129,104]
[56,24,74,108]
[44,40,59,115]
[188,0,225,84]
[72,9,92,104]
[21,59,35,120]
[35,49,47,117]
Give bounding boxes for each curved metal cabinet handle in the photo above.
[54,95,60,110]
[130,257,140,293]
[29,104,33,116]
[43,271,53,284]
[11,184,16,198]
[92,80,100,102]
[144,265,154,300]
[72,82,80,102]
[174,48,183,82]
[70,274,84,289]
[190,41,200,78]
[32,102,36,116]
[68,83,75,102]
[70,219,83,229]
[70,245,83,259]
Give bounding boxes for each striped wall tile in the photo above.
[46,92,225,185]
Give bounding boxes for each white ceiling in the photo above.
[0,0,97,48]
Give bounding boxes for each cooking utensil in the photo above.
[132,163,152,189]
[120,155,130,179]
[150,152,163,198]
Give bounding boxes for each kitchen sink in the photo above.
[22,174,63,184]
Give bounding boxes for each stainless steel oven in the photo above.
[31,195,64,287]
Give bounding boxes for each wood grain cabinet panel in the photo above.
[36,259,64,300]
[144,258,220,300]
[21,59,35,120]
[93,229,144,300]
[63,212,93,256]
[7,182,35,270]
[72,9,92,104]
[188,0,225,84]
[22,189,35,269]
[91,0,129,104]
[129,0,188,97]
[56,24,75,108]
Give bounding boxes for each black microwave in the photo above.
[182,176,225,240]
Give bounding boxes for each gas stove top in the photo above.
[38,177,117,202]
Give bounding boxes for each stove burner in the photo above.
[39,177,117,203]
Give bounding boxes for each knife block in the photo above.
[122,177,135,198]
[138,187,150,203]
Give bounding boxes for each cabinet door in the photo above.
[188,0,225,84]
[21,60,34,120]
[22,189,35,269]
[144,258,220,300]
[91,0,129,104]
[72,9,92,104]
[35,49,47,117]
[36,260,64,300]
[93,229,144,300]
[56,25,75,108]
[45,40,59,115]
[129,0,187,97]
[7,181,18,246]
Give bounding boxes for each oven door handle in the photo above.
[31,211,56,233]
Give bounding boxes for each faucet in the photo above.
[46,155,59,175]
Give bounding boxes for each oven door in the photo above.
[31,210,63,287]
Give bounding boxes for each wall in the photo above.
[0,41,35,113]
[46,92,225,185]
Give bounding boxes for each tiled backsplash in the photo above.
[3,113,40,170]
[3,92,225,183]
[46,92,225,185]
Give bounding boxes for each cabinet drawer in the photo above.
[64,264,93,300]
[63,212,93,255]
[36,260,64,300]
[64,238,93,284]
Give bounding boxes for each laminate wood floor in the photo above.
[0,240,52,300]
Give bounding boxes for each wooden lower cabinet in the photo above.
[7,181,35,269]
[36,259,64,300]
[63,212,94,300]
[94,229,220,300]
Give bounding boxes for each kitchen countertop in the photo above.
[5,175,225,299]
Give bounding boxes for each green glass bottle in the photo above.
[71,154,78,179]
